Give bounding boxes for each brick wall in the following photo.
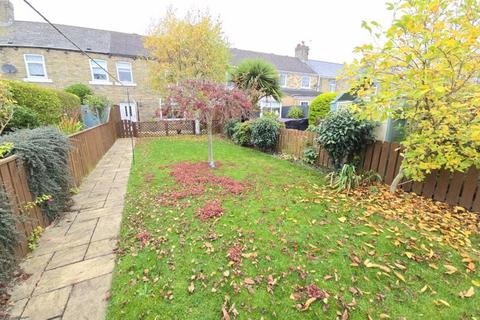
[0,47,159,120]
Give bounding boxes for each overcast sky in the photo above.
[11,0,393,63]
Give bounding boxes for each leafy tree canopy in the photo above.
[145,9,230,92]
[343,0,480,187]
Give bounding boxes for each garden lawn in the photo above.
[107,136,479,320]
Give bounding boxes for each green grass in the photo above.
[107,136,479,319]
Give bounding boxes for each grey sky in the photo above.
[11,0,392,63]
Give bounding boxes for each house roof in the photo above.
[230,48,317,74]
[281,88,320,98]
[0,21,148,57]
[307,59,344,78]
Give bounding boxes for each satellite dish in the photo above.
[1,64,17,74]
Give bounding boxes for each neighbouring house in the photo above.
[330,92,405,142]
[0,0,346,122]
[231,42,346,118]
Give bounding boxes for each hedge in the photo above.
[308,92,337,126]
[1,80,80,125]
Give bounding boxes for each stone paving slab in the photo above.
[4,139,132,320]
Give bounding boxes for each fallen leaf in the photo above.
[394,271,406,282]
[472,279,480,287]
[302,297,317,311]
[434,299,450,307]
[444,264,457,275]
[459,286,475,298]
[244,278,255,285]
[188,282,195,293]
[338,216,347,223]
[364,259,391,273]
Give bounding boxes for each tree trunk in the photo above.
[390,166,404,193]
[207,117,215,168]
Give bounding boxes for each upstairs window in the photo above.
[329,79,336,92]
[279,73,287,87]
[116,61,133,83]
[24,54,47,79]
[90,59,109,82]
[301,76,309,88]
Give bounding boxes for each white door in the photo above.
[120,102,138,122]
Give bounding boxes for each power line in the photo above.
[22,0,126,87]
[22,0,136,162]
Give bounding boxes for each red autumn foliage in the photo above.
[197,200,224,221]
[158,162,246,206]
[306,284,329,299]
[135,231,151,247]
[227,244,244,265]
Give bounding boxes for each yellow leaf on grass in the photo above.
[188,282,195,293]
[394,271,406,282]
[419,285,428,293]
[472,280,480,287]
[364,259,391,273]
[302,297,317,311]
[444,264,458,275]
[405,252,414,259]
[434,299,450,307]
[338,216,347,223]
[459,287,475,298]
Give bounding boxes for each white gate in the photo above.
[120,102,138,122]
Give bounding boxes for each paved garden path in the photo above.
[5,139,133,320]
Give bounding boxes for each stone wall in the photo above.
[0,47,159,120]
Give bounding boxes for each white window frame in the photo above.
[279,73,288,87]
[23,54,52,83]
[301,76,310,88]
[115,61,136,86]
[89,59,112,85]
[329,79,336,92]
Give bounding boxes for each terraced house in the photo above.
[0,0,345,121]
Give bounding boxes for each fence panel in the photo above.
[276,128,480,212]
[0,156,47,257]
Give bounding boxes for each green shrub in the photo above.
[232,121,253,146]
[308,92,337,125]
[287,106,304,119]
[0,187,18,285]
[4,80,63,125]
[65,83,93,104]
[84,94,110,118]
[316,109,375,170]
[224,118,240,139]
[0,142,13,159]
[250,117,281,151]
[6,105,40,130]
[0,127,71,220]
[303,146,318,165]
[56,90,81,119]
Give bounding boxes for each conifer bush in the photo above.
[0,127,71,219]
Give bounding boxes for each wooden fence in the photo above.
[0,106,122,257]
[277,128,480,212]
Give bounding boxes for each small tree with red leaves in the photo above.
[165,80,251,168]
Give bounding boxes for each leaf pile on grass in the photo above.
[158,162,246,218]
[352,184,478,250]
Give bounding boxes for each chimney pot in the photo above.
[0,0,14,27]
[295,41,309,62]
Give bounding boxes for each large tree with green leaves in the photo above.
[145,9,230,92]
[230,59,282,109]
[343,0,480,191]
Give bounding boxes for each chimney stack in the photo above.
[0,0,14,27]
[295,41,309,62]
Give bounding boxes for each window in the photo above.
[89,59,110,83]
[116,61,134,84]
[24,54,50,81]
[301,76,309,88]
[300,101,309,108]
[329,80,336,92]
[279,73,287,87]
